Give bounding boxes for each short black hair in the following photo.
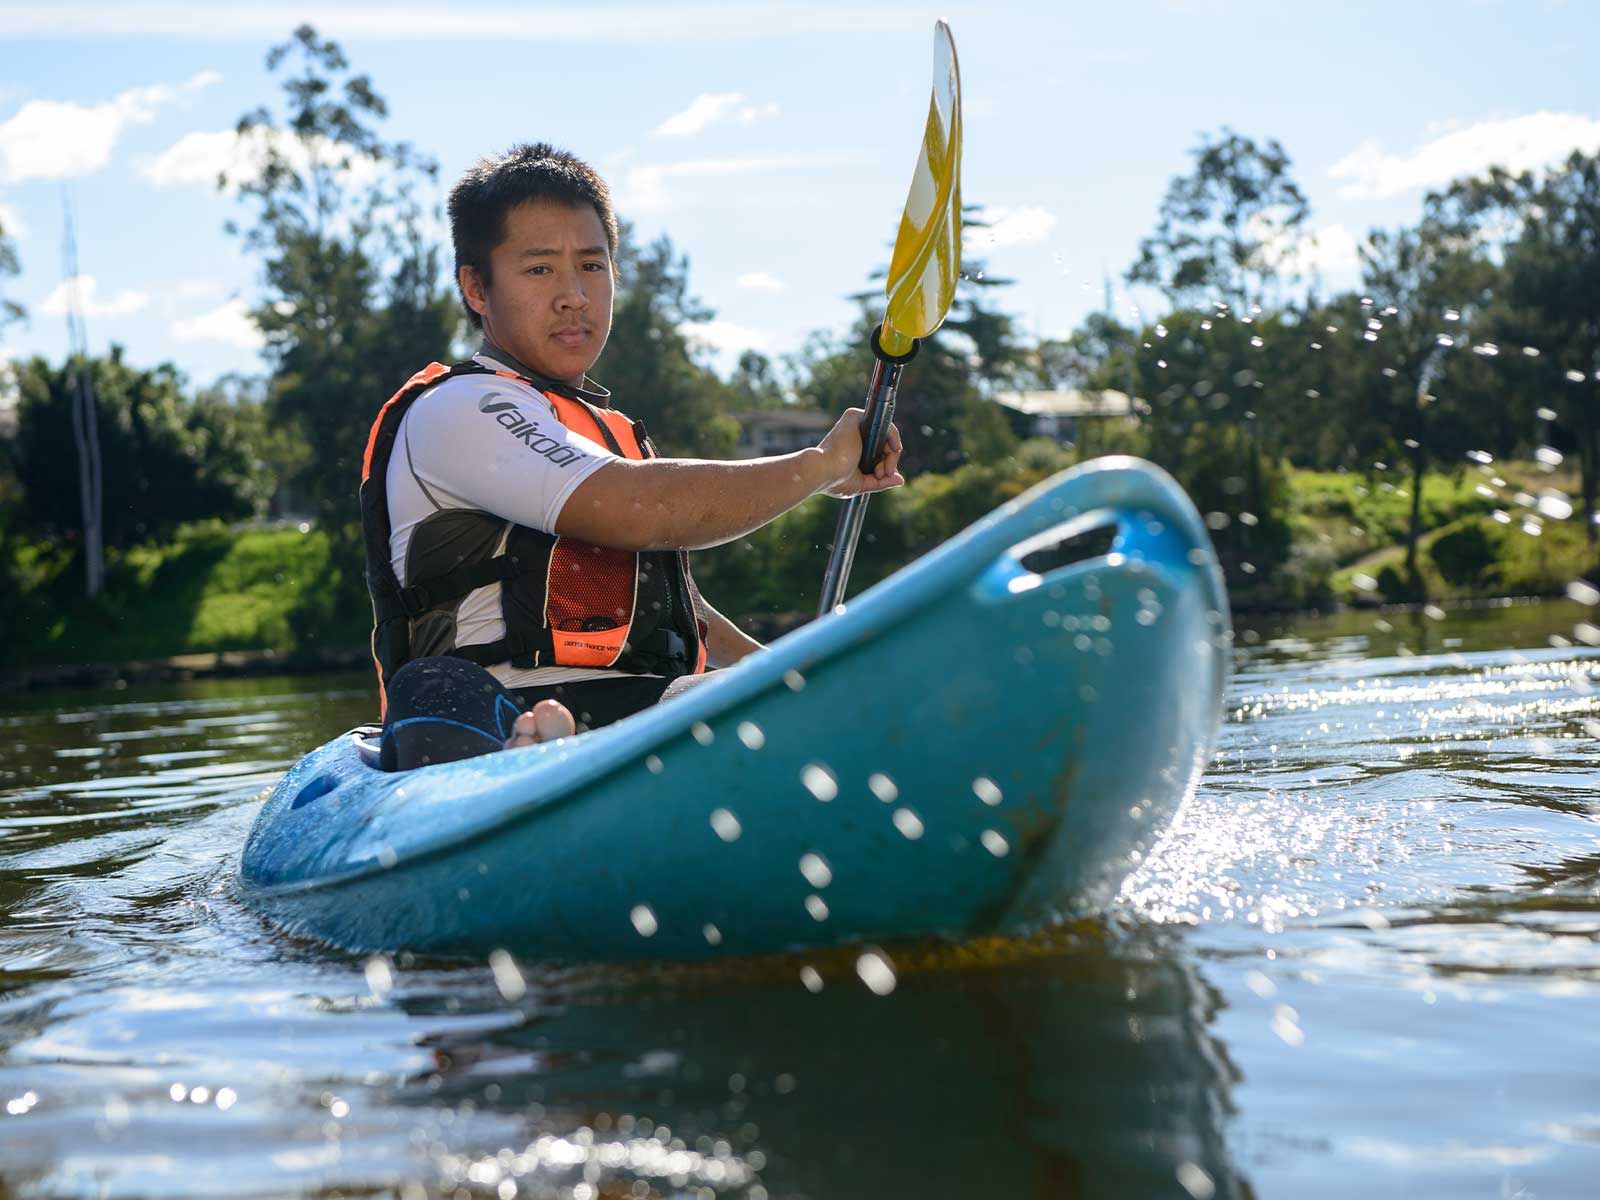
[448,142,620,331]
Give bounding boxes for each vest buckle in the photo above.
[397,583,432,616]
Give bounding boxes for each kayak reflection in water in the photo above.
[368,143,903,771]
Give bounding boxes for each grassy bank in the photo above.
[7,459,1596,673]
[5,521,369,669]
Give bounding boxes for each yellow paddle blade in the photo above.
[881,19,963,358]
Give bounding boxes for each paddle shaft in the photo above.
[818,344,911,615]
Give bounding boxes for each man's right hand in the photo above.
[818,407,905,499]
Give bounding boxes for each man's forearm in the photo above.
[561,449,833,552]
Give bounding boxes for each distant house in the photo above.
[991,388,1143,442]
[733,408,837,459]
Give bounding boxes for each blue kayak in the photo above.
[238,457,1230,962]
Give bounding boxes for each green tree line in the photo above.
[3,28,1598,664]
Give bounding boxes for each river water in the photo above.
[2,599,1598,1198]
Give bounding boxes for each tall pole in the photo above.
[62,188,104,597]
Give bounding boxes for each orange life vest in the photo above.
[361,360,706,713]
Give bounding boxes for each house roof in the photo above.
[992,388,1138,417]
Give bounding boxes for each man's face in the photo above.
[462,199,614,386]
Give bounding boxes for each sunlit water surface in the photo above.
[2,600,1599,1198]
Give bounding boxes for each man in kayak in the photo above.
[368,142,903,770]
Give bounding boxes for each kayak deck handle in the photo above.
[290,774,340,810]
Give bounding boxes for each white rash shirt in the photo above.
[385,353,631,689]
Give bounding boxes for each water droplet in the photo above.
[1536,446,1565,468]
[169,1084,187,1103]
[892,808,924,839]
[981,829,1010,857]
[703,923,722,945]
[1567,369,1587,384]
[1566,580,1599,606]
[736,721,765,750]
[1574,623,1600,647]
[804,894,829,921]
[1351,573,1378,592]
[1537,407,1557,421]
[364,955,394,998]
[800,966,823,992]
[867,772,898,803]
[973,777,1003,806]
[1423,605,1446,621]
[800,763,838,802]
[799,853,833,889]
[630,905,658,937]
[1271,1004,1305,1046]
[1538,492,1574,520]
[856,949,897,995]
[644,754,663,774]
[1176,1162,1217,1200]
[691,721,714,746]
[489,949,526,1001]
[214,1088,237,1111]
[783,669,807,691]
[710,808,742,842]
[376,845,397,869]
[189,1086,211,1105]
[1466,449,1492,464]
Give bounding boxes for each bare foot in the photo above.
[503,699,577,749]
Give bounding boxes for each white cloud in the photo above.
[621,152,861,212]
[736,271,784,292]
[1330,111,1600,198]
[38,274,150,319]
[0,4,916,40]
[681,319,770,356]
[0,71,218,183]
[966,206,1057,250]
[171,297,261,350]
[653,92,779,138]
[0,200,25,240]
[1276,223,1362,280]
[142,125,387,192]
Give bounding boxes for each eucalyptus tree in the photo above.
[1352,208,1499,591]
[1127,128,1310,313]
[1437,151,1600,541]
[603,225,740,459]
[225,24,457,529]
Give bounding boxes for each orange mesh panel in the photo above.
[547,538,637,641]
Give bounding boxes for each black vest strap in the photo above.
[371,548,529,621]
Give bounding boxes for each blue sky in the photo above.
[0,0,1595,390]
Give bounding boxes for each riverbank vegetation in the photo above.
[3,25,1597,672]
